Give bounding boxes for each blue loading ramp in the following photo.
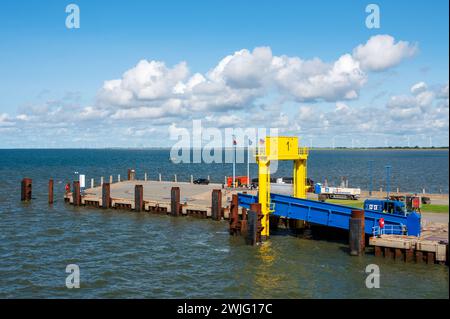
[238,193,421,236]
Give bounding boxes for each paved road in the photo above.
[422,212,449,224]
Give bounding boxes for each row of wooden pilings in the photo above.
[21,177,263,246]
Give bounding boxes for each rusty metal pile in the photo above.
[229,194,264,245]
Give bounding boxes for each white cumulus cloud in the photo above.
[353,34,417,71]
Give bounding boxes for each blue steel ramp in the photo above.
[238,193,421,236]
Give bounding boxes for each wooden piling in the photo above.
[246,203,262,245]
[349,209,365,256]
[134,185,144,212]
[21,178,32,201]
[247,211,258,245]
[240,208,248,235]
[48,179,54,204]
[73,181,81,206]
[385,247,393,259]
[427,252,435,265]
[416,251,424,263]
[395,248,404,261]
[128,169,135,181]
[171,187,180,216]
[102,182,111,209]
[375,246,383,257]
[229,194,239,235]
[211,189,222,221]
[406,249,414,263]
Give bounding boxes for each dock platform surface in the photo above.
[66,180,256,218]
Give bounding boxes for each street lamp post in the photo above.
[385,165,392,199]
[368,160,374,197]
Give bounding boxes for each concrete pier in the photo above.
[370,235,447,264]
[65,180,251,218]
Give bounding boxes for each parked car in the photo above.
[193,178,210,185]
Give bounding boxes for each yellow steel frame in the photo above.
[256,136,309,238]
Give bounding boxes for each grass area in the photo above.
[421,204,449,213]
[310,198,365,208]
[326,199,365,208]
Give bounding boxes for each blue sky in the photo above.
[0,0,448,148]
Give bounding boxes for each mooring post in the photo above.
[127,169,136,181]
[102,182,111,209]
[118,174,121,183]
[229,194,239,235]
[207,175,210,181]
[144,172,147,181]
[171,187,180,216]
[374,246,383,257]
[73,181,81,206]
[247,203,262,245]
[21,178,32,201]
[109,175,113,184]
[134,185,144,212]
[349,209,365,256]
[240,208,248,235]
[174,174,177,183]
[190,175,193,183]
[100,176,104,186]
[159,173,162,182]
[48,179,54,204]
[241,207,247,220]
[250,203,262,231]
[211,189,222,221]
[91,178,94,189]
[405,249,414,263]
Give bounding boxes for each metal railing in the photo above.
[372,224,406,236]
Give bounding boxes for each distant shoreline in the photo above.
[309,147,449,151]
[0,147,449,151]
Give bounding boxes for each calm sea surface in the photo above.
[0,149,448,298]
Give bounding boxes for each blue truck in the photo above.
[364,199,408,216]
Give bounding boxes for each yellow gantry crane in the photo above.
[256,136,309,238]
